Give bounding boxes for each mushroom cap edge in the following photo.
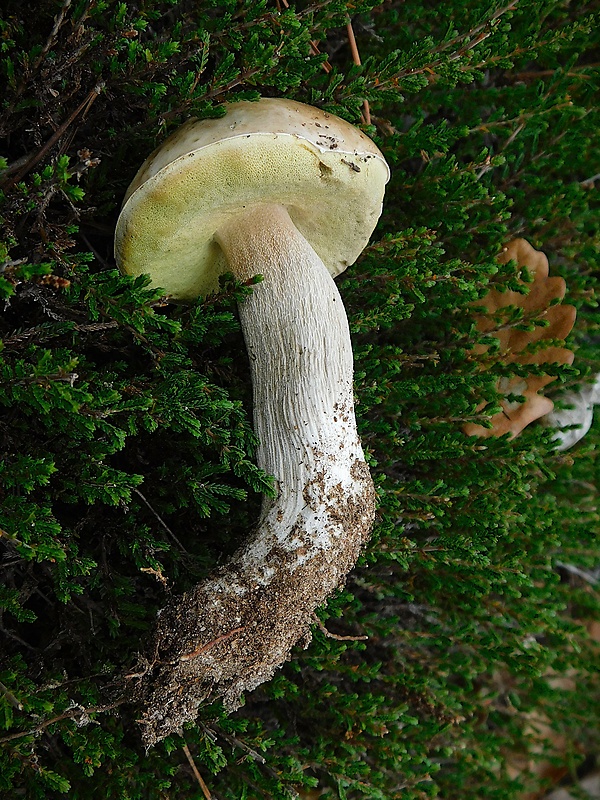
[114,98,390,300]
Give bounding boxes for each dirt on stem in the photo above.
[132,460,375,747]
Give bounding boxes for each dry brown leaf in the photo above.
[464,238,576,439]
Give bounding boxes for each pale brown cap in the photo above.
[115,98,390,300]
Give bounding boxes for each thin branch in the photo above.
[0,625,37,651]
[140,566,169,590]
[511,66,598,80]
[178,626,245,662]
[312,613,368,641]
[182,741,213,800]
[438,0,520,54]
[0,700,126,745]
[0,82,104,190]
[581,172,600,186]
[32,0,73,74]
[207,723,266,764]
[501,122,526,151]
[346,19,371,125]
[0,258,28,274]
[279,0,331,73]
[305,38,333,73]
[555,561,598,585]
[77,230,111,268]
[391,0,519,85]
[134,489,189,553]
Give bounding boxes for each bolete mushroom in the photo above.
[115,98,389,745]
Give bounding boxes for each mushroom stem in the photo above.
[217,203,373,548]
[136,203,375,745]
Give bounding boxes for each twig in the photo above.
[346,19,371,125]
[0,258,27,272]
[204,67,264,100]
[78,231,110,268]
[390,0,519,85]
[0,700,126,745]
[511,66,597,80]
[555,561,598,585]
[501,122,526,151]
[312,613,368,641]
[306,39,333,73]
[124,654,155,681]
[439,0,519,54]
[140,566,169,589]
[133,489,189,553]
[179,626,245,662]
[279,0,331,73]
[76,321,120,333]
[182,741,213,800]
[204,724,299,798]
[32,0,73,74]
[0,82,104,190]
[0,625,36,651]
[207,723,266,764]
[0,155,30,179]
[581,172,600,186]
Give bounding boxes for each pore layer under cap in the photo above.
[115,99,389,300]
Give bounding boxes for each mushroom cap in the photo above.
[115,98,390,300]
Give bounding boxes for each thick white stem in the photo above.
[136,204,375,745]
[216,204,372,574]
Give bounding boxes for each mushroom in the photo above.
[464,239,576,440]
[115,98,389,745]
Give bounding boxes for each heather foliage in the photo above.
[0,1,598,798]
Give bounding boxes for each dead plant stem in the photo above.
[182,741,213,800]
